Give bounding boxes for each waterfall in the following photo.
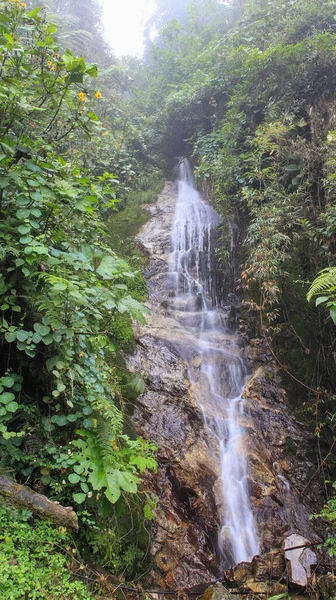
[168,158,259,567]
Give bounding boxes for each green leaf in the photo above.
[34,323,50,337]
[67,414,78,422]
[1,376,15,388]
[3,33,13,44]
[46,356,59,372]
[144,503,154,520]
[6,401,19,413]
[51,415,68,426]
[16,209,30,219]
[68,473,81,484]
[0,392,15,404]
[5,332,16,343]
[89,468,107,490]
[116,470,138,493]
[86,64,98,77]
[105,470,138,504]
[16,330,29,342]
[315,296,329,306]
[74,465,84,475]
[129,455,157,473]
[20,236,33,245]
[18,225,31,235]
[73,493,86,504]
[28,6,41,18]
[105,473,121,504]
[30,208,42,217]
[52,282,67,291]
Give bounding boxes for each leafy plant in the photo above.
[0,503,95,599]
[307,267,336,324]
[0,0,157,576]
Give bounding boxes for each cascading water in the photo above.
[168,158,259,568]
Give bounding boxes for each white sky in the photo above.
[102,0,157,57]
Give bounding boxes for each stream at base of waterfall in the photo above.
[168,159,259,567]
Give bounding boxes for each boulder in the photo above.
[284,534,317,587]
[202,583,234,600]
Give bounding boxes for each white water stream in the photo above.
[168,159,259,567]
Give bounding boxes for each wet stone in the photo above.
[285,534,317,587]
[201,583,234,600]
[252,551,286,581]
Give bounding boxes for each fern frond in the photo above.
[93,396,123,436]
[307,267,336,302]
[96,421,115,463]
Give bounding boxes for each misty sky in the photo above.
[102,0,157,57]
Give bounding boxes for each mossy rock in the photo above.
[202,582,234,600]
[317,574,336,600]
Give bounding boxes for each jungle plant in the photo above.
[0,0,157,541]
[0,503,96,599]
[307,267,336,324]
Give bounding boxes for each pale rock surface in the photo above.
[285,534,316,586]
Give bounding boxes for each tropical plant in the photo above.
[307,267,336,324]
[0,0,157,574]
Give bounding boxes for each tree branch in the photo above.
[0,476,78,531]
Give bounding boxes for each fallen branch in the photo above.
[0,476,78,531]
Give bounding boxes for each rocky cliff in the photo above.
[126,182,325,589]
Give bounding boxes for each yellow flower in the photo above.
[21,2,26,6]
[78,92,86,102]
[95,91,102,99]
[50,65,56,71]
[47,60,52,67]
[102,130,108,136]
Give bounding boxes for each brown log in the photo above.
[0,476,78,531]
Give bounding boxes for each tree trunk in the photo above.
[0,476,78,531]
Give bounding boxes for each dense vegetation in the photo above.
[0,0,336,596]
[0,0,162,596]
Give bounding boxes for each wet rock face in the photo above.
[242,364,325,551]
[127,184,221,586]
[126,182,324,588]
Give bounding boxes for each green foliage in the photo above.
[85,493,157,578]
[307,267,336,324]
[0,503,95,599]
[29,0,113,67]
[312,481,336,557]
[0,0,158,581]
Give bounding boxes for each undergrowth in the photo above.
[0,503,97,600]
